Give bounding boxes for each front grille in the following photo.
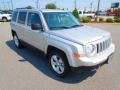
[96,38,111,53]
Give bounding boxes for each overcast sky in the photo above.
[0,0,120,11]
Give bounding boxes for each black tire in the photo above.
[48,50,70,77]
[2,17,8,22]
[13,33,23,48]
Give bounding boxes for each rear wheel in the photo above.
[13,33,22,48]
[48,50,70,77]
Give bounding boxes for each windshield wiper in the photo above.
[70,25,81,28]
[50,26,70,29]
[50,25,83,30]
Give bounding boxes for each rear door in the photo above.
[15,11,28,41]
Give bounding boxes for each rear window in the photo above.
[18,11,27,25]
[12,11,18,22]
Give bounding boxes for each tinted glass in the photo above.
[12,11,18,22]
[18,11,27,24]
[79,11,82,14]
[27,12,42,26]
[0,12,5,14]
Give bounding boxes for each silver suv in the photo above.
[10,9,115,77]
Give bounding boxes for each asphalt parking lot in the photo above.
[0,22,120,90]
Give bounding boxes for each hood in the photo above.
[48,25,111,45]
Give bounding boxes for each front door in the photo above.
[24,12,45,52]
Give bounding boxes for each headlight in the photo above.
[85,44,96,56]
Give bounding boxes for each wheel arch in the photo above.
[47,45,67,58]
[2,16,8,20]
[46,39,74,67]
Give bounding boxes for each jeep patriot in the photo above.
[10,9,115,77]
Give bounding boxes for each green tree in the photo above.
[116,8,120,18]
[72,8,80,20]
[45,3,57,9]
[25,5,33,9]
[114,8,120,23]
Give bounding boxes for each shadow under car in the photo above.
[6,40,96,84]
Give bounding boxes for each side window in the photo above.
[27,12,42,27]
[27,12,33,26]
[12,11,18,22]
[79,11,82,14]
[18,11,27,25]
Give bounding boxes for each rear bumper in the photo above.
[71,53,114,72]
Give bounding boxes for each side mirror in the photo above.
[31,23,43,30]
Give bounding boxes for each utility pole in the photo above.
[90,2,93,12]
[97,0,100,11]
[11,0,14,10]
[74,0,77,9]
[2,0,6,10]
[7,1,11,10]
[95,0,101,22]
[36,0,39,9]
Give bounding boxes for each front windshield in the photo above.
[8,11,12,14]
[43,12,81,30]
[0,12,5,14]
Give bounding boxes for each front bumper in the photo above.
[70,43,115,69]
[71,53,114,72]
[7,16,11,21]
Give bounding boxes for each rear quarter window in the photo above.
[18,11,27,25]
[12,11,18,22]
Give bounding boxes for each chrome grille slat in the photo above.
[103,42,105,50]
[96,38,111,54]
[100,43,102,52]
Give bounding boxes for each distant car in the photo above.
[106,10,116,16]
[79,10,95,19]
[0,11,11,22]
[95,11,107,16]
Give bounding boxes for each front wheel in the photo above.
[48,50,70,77]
